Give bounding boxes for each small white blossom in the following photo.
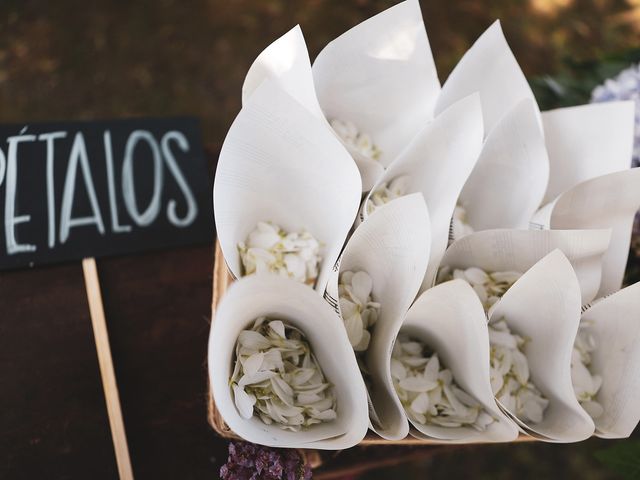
[451,204,475,240]
[238,221,322,286]
[330,119,381,161]
[571,322,604,419]
[391,334,494,430]
[366,175,411,215]
[230,317,337,431]
[338,270,380,352]
[438,266,522,313]
[489,318,549,424]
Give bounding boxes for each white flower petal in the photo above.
[312,409,337,421]
[233,385,256,419]
[242,352,265,376]
[423,354,440,384]
[490,271,521,284]
[344,313,364,348]
[390,358,407,380]
[247,222,281,249]
[351,271,373,304]
[399,376,438,393]
[269,320,286,338]
[512,349,530,385]
[410,392,431,415]
[464,267,489,285]
[239,370,276,387]
[238,330,271,351]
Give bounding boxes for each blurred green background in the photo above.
[1,0,639,478]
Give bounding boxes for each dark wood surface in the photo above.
[0,243,227,479]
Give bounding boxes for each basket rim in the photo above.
[207,239,537,446]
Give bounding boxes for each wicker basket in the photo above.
[207,240,535,453]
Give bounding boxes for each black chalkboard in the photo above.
[0,117,213,270]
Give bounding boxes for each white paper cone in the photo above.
[213,80,362,292]
[242,25,325,121]
[458,98,549,233]
[434,20,540,136]
[441,228,611,305]
[529,199,556,230]
[240,25,383,191]
[580,281,640,438]
[312,0,440,169]
[489,250,595,442]
[401,280,519,443]
[549,168,640,298]
[363,93,484,291]
[541,101,635,204]
[208,274,369,449]
[324,193,431,440]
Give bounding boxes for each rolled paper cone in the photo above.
[242,25,325,121]
[440,228,611,305]
[580,281,640,438]
[213,79,362,293]
[489,250,595,442]
[458,98,549,233]
[541,101,635,205]
[549,168,640,298]
[241,24,384,191]
[324,193,431,440]
[208,274,369,449]
[435,20,541,136]
[402,280,519,443]
[313,0,440,169]
[362,93,484,292]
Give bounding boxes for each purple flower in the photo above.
[220,442,312,480]
[591,63,640,168]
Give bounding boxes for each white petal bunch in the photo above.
[330,119,381,161]
[489,318,549,424]
[450,205,475,240]
[391,334,495,430]
[238,221,322,285]
[338,270,380,352]
[438,266,521,312]
[366,175,411,215]
[572,322,604,419]
[230,317,338,431]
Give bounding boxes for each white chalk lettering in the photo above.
[103,130,131,233]
[59,132,106,244]
[161,131,198,227]
[0,146,6,187]
[5,129,37,254]
[122,130,163,226]
[37,131,67,248]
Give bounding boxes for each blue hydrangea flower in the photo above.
[591,63,640,168]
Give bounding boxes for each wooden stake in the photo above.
[82,257,134,480]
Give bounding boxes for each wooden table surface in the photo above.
[1,242,227,479]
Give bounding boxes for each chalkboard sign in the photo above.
[0,117,213,270]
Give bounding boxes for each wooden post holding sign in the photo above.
[0,118,213,479]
